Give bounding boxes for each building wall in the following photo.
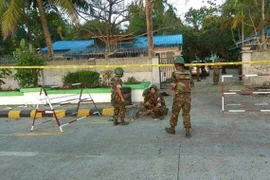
[242,49,270,87]
[42,57,154,87]
[2,45,182,90]
[1,57,159,89]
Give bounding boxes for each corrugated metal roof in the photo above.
[42,40,94,52]
[236,27,270,45]
[42,34,182,55]
[134,34,183,48]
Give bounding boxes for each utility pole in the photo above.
[145,0,154,57]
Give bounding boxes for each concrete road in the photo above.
[0,69,270,180]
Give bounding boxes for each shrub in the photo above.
[13,39,47,88]
[125,76,140,84]
[63,70,100,88]
[0,69,12,90]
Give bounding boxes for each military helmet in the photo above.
[174,56,185,65]
[149,84,158,91]
[142,88,150,97]
[114,67,124,75]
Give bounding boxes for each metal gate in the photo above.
[159,53,175,89]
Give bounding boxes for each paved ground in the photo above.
[0,69,270,180]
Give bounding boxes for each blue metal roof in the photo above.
[42,40,94,52]
[236,27,270,45]
[42,34,183,55]
[134,34,183,48]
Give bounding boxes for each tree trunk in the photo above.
[146,0,154,57]
[261,0,267,50]
[36,0,54,61]
[241,20,244,47]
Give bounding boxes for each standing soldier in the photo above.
[110,67,129,126]
[144,84,168,119]
[237,56,242,80]
[196,60,201,82]
[200,60,207,79]
[212,59,221,85]
[221,57,227,75]
[165,56,194,137]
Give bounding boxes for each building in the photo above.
[41,34,183,60]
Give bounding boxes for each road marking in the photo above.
[0,131,72,137]
[76,121,111,125]
[0,151,38,157]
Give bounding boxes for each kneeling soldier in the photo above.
[144,84,167,120]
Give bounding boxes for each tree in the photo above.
[127,2,146,36]
[222,0,270,50]
[13,39,47,88]
[0,0,78,61]
[76,0,130,58]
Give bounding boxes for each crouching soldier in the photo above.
[141,88,152,111]
[144,84,168,120]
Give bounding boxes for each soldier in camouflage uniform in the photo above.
[237,56,242,80]
[196,61,201,82]
[144,84,167,119]
[110,67,129,126]
[212,60,221,85]
[165,56,194,138]
[141,88,151,111]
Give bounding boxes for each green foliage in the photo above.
[0,69,12,90]
[127,0,181,35]
[125,76,140,84]
[63,70,100,88]
[127,3,147,35]
[13,39,47,88]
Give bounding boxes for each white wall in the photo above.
[241,49,270,87]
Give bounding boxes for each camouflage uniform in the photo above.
[111,77,126,124]
[237,57,242,80]
[147,93,167,118]
[213,65,220,85]
[169,69,194,132]
[196,64,201,82]
[143,89,153,111]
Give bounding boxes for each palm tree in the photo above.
[0,0,78,61]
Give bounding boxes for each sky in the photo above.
[168,0,224,19]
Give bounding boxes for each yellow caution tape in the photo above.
[0,60,269,69]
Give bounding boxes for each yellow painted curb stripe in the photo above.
[30,110,42,118]
[8,110,21,118]
[3,108,114,118]
[77,109,90,117]
[54,110,65,117]
[102,108,114,116]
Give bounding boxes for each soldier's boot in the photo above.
[165,108,169,115]
[165,127,175,134]
[113,120,120,126]
[120,120,129,126]
[159,116,164,120]
[185,129,191,138]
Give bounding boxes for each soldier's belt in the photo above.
[175,91,191,95]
